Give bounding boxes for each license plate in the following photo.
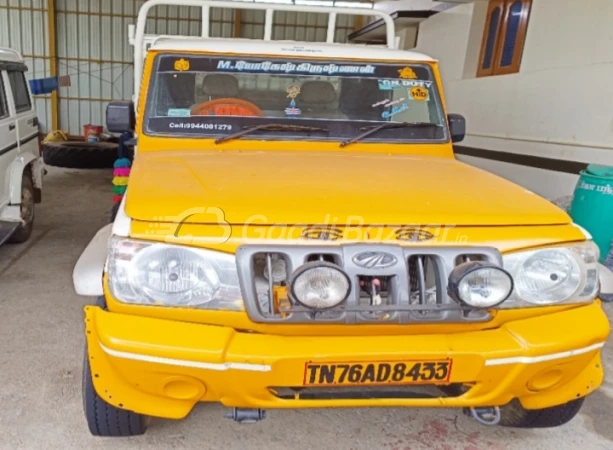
[303,360,452,386]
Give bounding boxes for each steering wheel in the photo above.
[191,98,263,117]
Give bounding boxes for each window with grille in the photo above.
[477,0,531,77]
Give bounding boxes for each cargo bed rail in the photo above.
[129,0,396,97]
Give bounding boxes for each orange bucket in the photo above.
[83,124,103,142]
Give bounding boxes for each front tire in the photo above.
[8,172,35,244]
[499,398,585,428]
[82,352,148,436]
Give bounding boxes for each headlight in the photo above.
[502,241,600,307]
[106,237,243,310]
[289,262,350,310]
[448,262,513,308]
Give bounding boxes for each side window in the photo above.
[477,0,532,77]
[7,70,32,113]
[0,73,8,119]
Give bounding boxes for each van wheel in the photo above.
[82,352,148,436]
[8,172,35,244]
[499,398,585,428]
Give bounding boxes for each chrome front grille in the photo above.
[235,244,502,324]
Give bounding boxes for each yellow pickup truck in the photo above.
[73,0,610,437]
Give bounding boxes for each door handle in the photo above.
[8,123,15,131]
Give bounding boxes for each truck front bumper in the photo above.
[84,302,609,420]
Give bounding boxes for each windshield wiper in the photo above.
[215,124,329,144]
[339,122,442,148]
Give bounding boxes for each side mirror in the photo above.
[448,113,466,143]
[107,101,135,133]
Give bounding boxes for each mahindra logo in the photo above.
[353,252,398,269]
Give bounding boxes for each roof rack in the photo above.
[130,0,396,96]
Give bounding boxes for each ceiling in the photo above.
[350,1,465,44]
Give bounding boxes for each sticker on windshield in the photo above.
[378,79,433,91]
[167,108,191,117]
[158,56,437,82]
[285,84,302,116]
[398,67,418,79]
[169,122,233,131]
[217,60,376,75]
[382,103,409,119]
[409,87,430,102]
[372,98,406,108]
[174,58,190,72]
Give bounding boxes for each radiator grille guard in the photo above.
[236,244,503,324]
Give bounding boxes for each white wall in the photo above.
[415,0,613,199]
[374,0,472,13]
[375,0,442,12]
[397,26,418,49]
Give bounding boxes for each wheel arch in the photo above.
[73,224,113,296]
[8,153,42,204]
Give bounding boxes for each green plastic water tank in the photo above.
[570,164,613,262]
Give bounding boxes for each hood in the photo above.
[125,150,570,226]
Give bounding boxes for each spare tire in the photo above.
[43,141,120,169]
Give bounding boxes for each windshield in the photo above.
[145,54,448,143]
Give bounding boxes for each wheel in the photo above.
[43,141,124,169]
[82,351,148,436]
[8,171,35,244]
[499,398,585,428]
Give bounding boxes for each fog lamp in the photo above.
[289,262,350,310]
[448,261,513,308]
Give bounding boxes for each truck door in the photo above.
[0,70,17,209]
[7,70,38,162]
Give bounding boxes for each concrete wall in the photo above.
[415,0,613,199]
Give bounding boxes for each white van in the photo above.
[0,47,43,245]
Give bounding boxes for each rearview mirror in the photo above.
[107,101,135,133]
[448,114,466,143]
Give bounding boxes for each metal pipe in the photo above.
[326,12,337,43]
[50,9,359,28]
[23,54,133,65]
[47,0,59,130]
[465,132,613,151]
[0,5,47,12]
[202,6,210,38]
[233,9,242,38]
[133,0,397,96]
[264,9,274,41]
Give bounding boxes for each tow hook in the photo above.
[225,408,267,424]
[464,406,502,426]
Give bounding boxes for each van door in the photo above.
[7,70,39,162]
[0,70,17,209]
